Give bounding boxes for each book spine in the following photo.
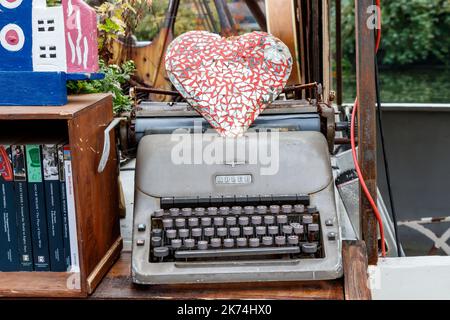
[0,145,20,271]
[26,144,50,271]
[58,144,71,271]
[64,146,79,273]
[12,145,33,271]
[42,144,65,272]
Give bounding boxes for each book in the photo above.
[42,144,65,271]
[25,144,50,271]
[58,144,71,271]
[63,145,80,272]
[11,145,34,271]
[0,143,20,271]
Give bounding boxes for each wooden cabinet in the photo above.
[0,94,122,297]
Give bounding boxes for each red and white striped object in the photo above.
[165,31,292,137]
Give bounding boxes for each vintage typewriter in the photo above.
[131,97,342,284]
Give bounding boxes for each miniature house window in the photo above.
[39,45,57,58]
[37,19,55,32]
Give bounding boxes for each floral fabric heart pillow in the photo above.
[165,31,292,137]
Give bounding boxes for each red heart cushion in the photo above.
[165,31,293,137]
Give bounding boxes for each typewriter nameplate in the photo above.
[215,175,252,185]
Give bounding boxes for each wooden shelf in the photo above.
[0,94,122,297]
[0,94,110,120]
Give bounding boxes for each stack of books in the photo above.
[0,139,79,272]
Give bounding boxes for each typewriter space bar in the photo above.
[175,247,300,259]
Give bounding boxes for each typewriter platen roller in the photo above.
[132,131,342,284]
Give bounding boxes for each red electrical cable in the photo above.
[350,0,386,256]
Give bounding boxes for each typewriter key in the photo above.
[268,225,279,236]
[249,238,260,247]
[256,226,266,236]
[244,206,255,215]
[166,229,177,239]
[256,206,267,214]
[237,237,247,247]
[282,204,293,214]
[294,204,305,213]
[277,215,288,225]
[175,218,186,228]
[243,226,254,237]
[270,205,280,214]
[251,215,262,226]
[282,225,293,235]
[184,238,195,249]
[151,237,162,247]
[214,217,224,227]
[181,208,192,216]
[154,247,169,259]
[302,243,318,254]
[238,216,249,226]
[226,216,237,226]
[291,223,304,235]
[178,229,189,238]
[152,228,162,237]
[194,207,205,216]
[302,215,313,225]
[201,217,212,227]
[169,208,180,217]
[188,218,199,227]
[191,228,202,238]
[217,227,227,237]
[275,236,286,246]
[288,235,299,245]
[232,206,242,215]
[204,227,215,237]
[207,207,218,215]
[197,240,208,250]
[224,238,234,248]
[219,207,230,215]
[262,236,273,246]
[154,209,165,218]
[162,219,173,229]
[171,239,182,249]
[210,238,221,248]
[264,215,275,225]
[230,227,240,237]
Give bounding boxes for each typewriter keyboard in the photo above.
[145,196,325,262]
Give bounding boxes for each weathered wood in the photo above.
[0,272,84,298]
[342,240,372,300]
[91,252,345,300]
[355,0,378,265]
[266,0,301,85]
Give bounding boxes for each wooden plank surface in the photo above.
[91,252,344,300]
[0,272,83,298]
[343,241,372,300]
[0,94,111,120]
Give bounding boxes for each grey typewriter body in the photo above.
[132,131,342,284]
